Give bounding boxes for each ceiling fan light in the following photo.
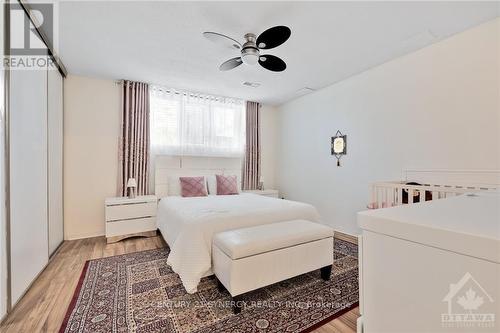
[242,53,259,65]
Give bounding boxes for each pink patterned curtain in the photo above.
[118,80,150,196]
[242,101,261,190]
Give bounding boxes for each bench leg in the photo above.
[233,295,243,314]
[320,265,332,281]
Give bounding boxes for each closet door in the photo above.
[9,54,49,304]
[47,67,64,255]
[0,2,7,318]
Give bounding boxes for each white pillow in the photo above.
[206,175,217,195]
[167,176,182,196]
[206,174,242,195]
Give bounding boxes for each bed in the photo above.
[154,155,322,293]
[157,193,321,293]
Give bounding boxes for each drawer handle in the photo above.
[107,216,155,223]
[106,201,154,207]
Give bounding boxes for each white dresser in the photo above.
[243,189,279,198]
[357,192,500,333]
[105,195,158,243]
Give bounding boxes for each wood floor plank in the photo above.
[0,235,359,333]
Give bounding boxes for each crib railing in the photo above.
[368,181,498,209]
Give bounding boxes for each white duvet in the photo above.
[157,193,321,293]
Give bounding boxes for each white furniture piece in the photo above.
[357,192,500,333]
[369,169,499,208]
[243,189,279,198]
[105,195,158,243]
[212,219,334,313]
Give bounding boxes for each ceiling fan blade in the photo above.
[256,26,291,49]
[203,32,241,50]
[258,55,286,72]
[220,57,243,71]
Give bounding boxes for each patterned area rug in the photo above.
[60,239,358,333]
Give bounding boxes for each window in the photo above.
[150,86,245,157]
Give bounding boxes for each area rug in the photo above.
[60,239,358,333]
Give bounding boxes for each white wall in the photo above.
[277,18,500,235]
[64,75,120,240]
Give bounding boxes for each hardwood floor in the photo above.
[0,235,359,333]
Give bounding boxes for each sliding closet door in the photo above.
[9,54,49,304]
[0,1,7,318]
[47,68,63,255]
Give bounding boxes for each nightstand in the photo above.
[243,189,279,198]
[105,195,158,243]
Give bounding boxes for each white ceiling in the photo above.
[58,1,499,105]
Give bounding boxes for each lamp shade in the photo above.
[126,178,137,188]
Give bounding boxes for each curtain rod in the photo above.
[115,79,247,103]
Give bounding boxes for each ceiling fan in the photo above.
[203,26,291,72]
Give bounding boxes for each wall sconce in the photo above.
[331,130,347,167]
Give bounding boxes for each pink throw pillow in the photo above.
[179,177,208,197]
[216,175,239,195]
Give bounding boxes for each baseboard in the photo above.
[65,232,105,241]
[68,230,359,244]
[334,230,359,244]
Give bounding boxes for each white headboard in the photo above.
[154,155,242,197]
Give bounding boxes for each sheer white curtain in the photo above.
[150,86,245,157]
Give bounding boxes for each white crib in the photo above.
[369,169,500,209]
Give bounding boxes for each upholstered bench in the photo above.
[212,219,334,314]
